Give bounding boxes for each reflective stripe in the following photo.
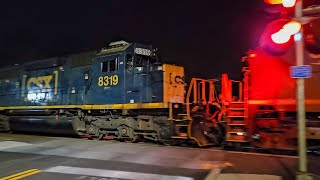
[248,99,320,105]
[0,102,170,111]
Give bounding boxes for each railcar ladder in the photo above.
[170,78,218,147]
[225,72,249,143]
[226,101,248,142]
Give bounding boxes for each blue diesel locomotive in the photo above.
[0,41,219,146]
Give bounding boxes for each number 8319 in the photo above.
[98,75,119,86]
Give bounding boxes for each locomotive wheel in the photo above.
[118,125,140,143]
[123,134,140,143]
[86,124,104,140]
[91,133,105,140]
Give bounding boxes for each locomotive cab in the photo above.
[85,40,185,105]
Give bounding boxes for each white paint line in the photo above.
[44,166,194,180]
[0,142,233,170]
[0,141,32,150]
[0,138,298,160]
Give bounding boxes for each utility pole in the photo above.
[295,0,312,179]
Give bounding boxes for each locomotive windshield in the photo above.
[126,47,158,73]
[134,47,158,64]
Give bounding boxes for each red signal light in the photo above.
[283,21,301,35]
[264,0,282,5]
[271,29,291,44]
[264,0,296,7]
[271,21,301,44]
[259,19,293,55]
[282,0,296,7]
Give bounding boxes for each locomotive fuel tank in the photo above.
[9,115,76,135]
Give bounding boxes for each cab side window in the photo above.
[101,62,108,72]
[135,56,144,67]
[109,60,116,71]
[126,54,133,70]
[101,58,118,72]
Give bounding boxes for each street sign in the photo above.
[290,65,312,78]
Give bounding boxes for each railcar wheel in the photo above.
[232,142,243,151]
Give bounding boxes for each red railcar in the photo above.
[223,48,320,150]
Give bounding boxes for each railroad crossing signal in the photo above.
[262,0,316,179]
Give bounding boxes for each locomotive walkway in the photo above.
[0,133,319,180]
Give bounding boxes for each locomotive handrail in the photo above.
[186,78,217,120]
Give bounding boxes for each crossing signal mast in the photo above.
[262,0,320,179]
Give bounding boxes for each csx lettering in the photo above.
[98,75,119,86]
[174,76,185,84]
[27,75,53,91]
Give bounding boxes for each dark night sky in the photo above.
[0,1,269,80]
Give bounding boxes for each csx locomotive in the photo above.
[1,40,320,150]
[0,41,218,146]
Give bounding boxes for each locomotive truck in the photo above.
[0,40,319,150]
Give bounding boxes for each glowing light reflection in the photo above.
[271,29,291,44]
[282,0,296,7]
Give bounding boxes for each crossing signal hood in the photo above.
[259,19,295,56]
[260,18,320,58]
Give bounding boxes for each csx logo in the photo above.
[23,71,58,95]
[27,75,53,91]
[174,76,185,85]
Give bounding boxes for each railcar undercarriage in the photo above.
[0,107,224,147]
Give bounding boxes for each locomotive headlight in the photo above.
[236,132,246,136]
[27,93,37,100]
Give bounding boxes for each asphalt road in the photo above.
[0,133,319,180]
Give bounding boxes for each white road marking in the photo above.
[0,134,299,159]
[44,166,194,180]
[0,141,231,170]
[0,141,32,150]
